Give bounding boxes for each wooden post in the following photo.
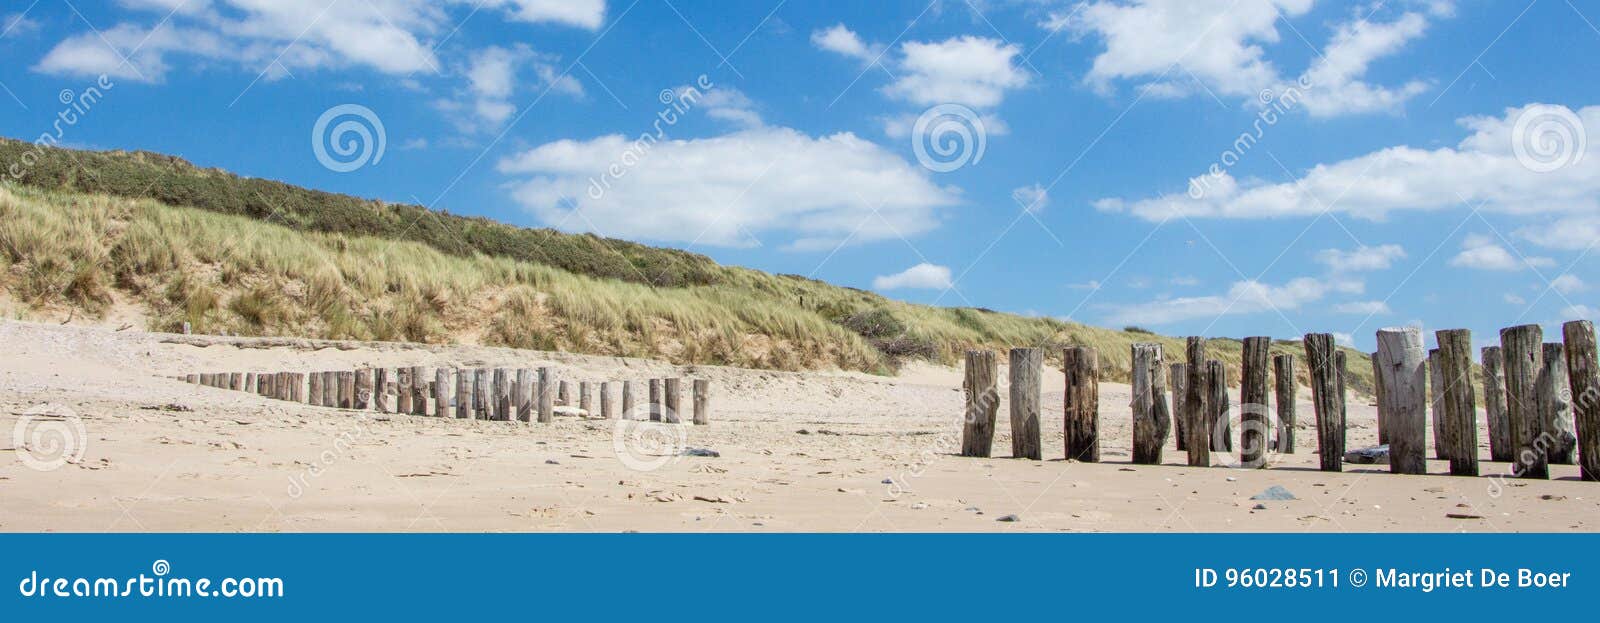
[1130,343,1165,464]
[434,368,449,418]
[959,350,999,458]
[308,372,324,407]
[396,367,413,414]
[411,367,430,416]
[294,373,307,402]
[1371,351,1388,445]
[317,371,333,407]
[559,380,570,406]
[474,368,491,420]
[536,368,553,423]
[1502,324,1547,479]
[1303,333,1343,472]
[1562,320,1600,481]
[580,381,594,418]
[1481,346,1513,462]
[332,371,349,408]
[354,368,371,410]
[1185,338,1209,467]
[1205,360,1229,454]
[1539,343,1578,465]
[229,372,243,391]
[1436,329,1480,476]
[1170,363,1188,452]
[664,378,681,423]
[187,373,200,385]
[511,369,530,422]
[600,382,614,419]
[692,379,709,425]
[1334,350,1348,450]
[256,373,268,397]
[1429,350,1446,460]
[244,372,256,394]
[1376,327,1427,475]
[1272,354,1296,453]
[649,379,662,422]
[1009,348,1042,460]
[456,369,473,419]
[492,368,509,421]
[1063,346,1100,462]
[621,380,635,420]
[373,368,390,413]
[1240,337,1271,467]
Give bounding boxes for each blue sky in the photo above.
[2,0,1598,352]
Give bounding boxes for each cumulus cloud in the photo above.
[1553,274,1587,294]
[1450,234,1554,271]
[1332,300,1391,315]
[1011,183,1049,213]
[496,126,960,249]
[1054,0,1444,116]
[810,24,883,64]
[883,36,1029,108]
[1096,104,1600,225]
[1104,275,1363,325]
[2,12,40,38]
[1315,244,1406,272]
[873,263,954,290]
[452,45,581,129]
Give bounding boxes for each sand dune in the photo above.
[1,320,1592,532]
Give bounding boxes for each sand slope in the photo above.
[1,321,1592,532]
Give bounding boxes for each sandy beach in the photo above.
[1,320,1593,532]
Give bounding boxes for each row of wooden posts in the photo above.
[959,320,1600,482]
[181,367,711,424]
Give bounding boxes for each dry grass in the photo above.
[0,182,1375,389]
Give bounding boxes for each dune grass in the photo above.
[0,181,1375,393]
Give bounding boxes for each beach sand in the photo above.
[1,320,1593,532]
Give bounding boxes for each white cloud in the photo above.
[873,263,954,290]
[450,45,580,130]
[1333,331,1355,346]
[1057,0,1444,116]
[33,1,601,82]
[1315,244,1406,272]
[1011,183,1048,213]
[810,24,883,64]
[1564,305,1596,320]
[690,87,763,129]
[1504,293,1526,305]
[1105,275,1362,325]
[2,12,40,37]
[884,36,1028,108]
[496,127,960,249]
[1450,234,1554,271]
[1332,300,1390,315]
[1516,216,1600,251]
[1098,104,1600,223]
[1553,274,1587,294]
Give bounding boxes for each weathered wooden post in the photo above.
[515,369,533,422]
[1130,343,1166,464]
[229,372,243,391]
[255,373,268,397]
[434,368,449,418]
[411,367,430,416]
[188,373,201,385]
[959,350,999,458]
[1185,338,1209,467]
[1436,329,1480,476]
[559,380,571,406]
[1334,350,1348,449]
[1273,354,1296,453]
[244,372,256,394]
[1170,362,1188,451]
[1502,324,1547,479]
[335,371,351,408]
[1429,350,1446,460]
[1240,336,1271,467]
[354,368,372,410]
[396,367,413,414]
[1562,320,1600,481]
[491,368,508,421]
[580,381,594,418]
[309,372,324,407]
[318,371,334,407]
[1205,360,1229,453]
[456,369,473,419]
[621,379,635,420]
[1539,343,1577,465]
[474,368,491,420]
[537,368,554,423]
[600,381,614,419]
[1063,346,1100,462]
[1376,327,1427,474]
[373,368,390,413]
[294,373,307,402]
[664,378,682,423]
[1009,348,1042,460]
[1303,333,1343,472]
[692,379,709,425]
[649,379,663,422]
[1371,351,1388,445]
[1481,346,1513,462]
